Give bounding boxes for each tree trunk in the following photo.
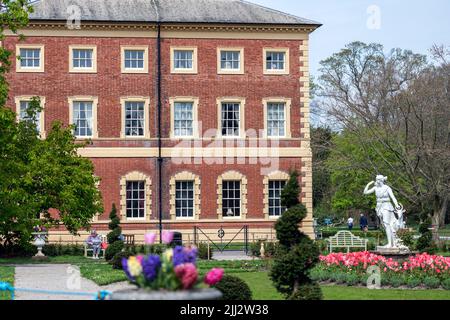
[432,196,448,229]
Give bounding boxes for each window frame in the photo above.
[170,47,198,74]
[14,95,46,137]
[263,48,290,75]
[263,171,290,220]
[263,98,292,138]
[120,171,152,222]
[120,97,150,139]
[268,180,288,218]
[170,171,201,221]
[68,96,99,139]
[217,47,245,75]
[216,171,248,220]
[69,45,97,73]
[169,97,199,139]
[121,46,149,74]
[216,97,246,139]
[175,180,195,220]
[222,180,242,219]
[125,180,147,221]
[16,45,45,73]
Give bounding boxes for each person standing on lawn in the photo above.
[347,216,354,230]
[360,213,368,231]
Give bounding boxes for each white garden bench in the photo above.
[326,231,368,253]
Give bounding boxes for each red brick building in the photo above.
[4,0,320,244]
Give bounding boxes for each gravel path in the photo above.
[13,264,133,300]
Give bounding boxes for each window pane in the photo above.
[221,103,240,136]
[20,48,41,68]
[266,51,285,70]
[269,180,287,216]
[222,180,241,217]
[125,101,145,136]
[267,103,286,137]
[173,102,194,137]
[175,181,194,218]
[73,101,93,137]
[124,50,145,70]
[220,50,240,70]
[73,49,94,69]
[174,50,193,69]
[126,181,145,218]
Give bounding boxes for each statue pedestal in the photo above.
[373,246,414,262]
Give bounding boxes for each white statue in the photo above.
[363,175,409,251]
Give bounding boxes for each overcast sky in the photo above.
[251,0,450,77]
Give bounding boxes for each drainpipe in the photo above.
[156,22,163,243]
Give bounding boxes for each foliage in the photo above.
[280,170,300,208]
[107,204,122,245]
[406,277,422,288]
[105,240,124,261]
[42,243,84,257]
[213,275,253,300]
[416,214,434,252]
[423,276,441,289]
[249,241,278,258]
[442,278,450,290]
[112,251,132,270]
[271,171,322,299]
[197,242,213,260]
[318,41,449,228]
[397,229,416,249]
[287,282,323,300]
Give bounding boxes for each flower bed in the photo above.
[311,252,450,290]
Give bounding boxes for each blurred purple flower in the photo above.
[122,258,135,282]
[142,255,161,282]
[173,246,185,267]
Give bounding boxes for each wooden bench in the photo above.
[84,234,107,258]
[326,231,368,253]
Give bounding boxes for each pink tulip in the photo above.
[162,230,174,244]
[145,233,157,245]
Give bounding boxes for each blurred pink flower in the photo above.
[162,230,174,244]
[175,263,198,290]
[145,233,157,245]
[204,268,224,286]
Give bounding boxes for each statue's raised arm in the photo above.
[363,181,375,195]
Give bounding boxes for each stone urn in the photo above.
[110,288,222,300]
[31,232,48,260]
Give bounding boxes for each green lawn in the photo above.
[235,272,450,300]
[0,266,15,300]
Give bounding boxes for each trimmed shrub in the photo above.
[112,251,132,270]
[441,278,450,290]
[406,277,422,288]
[389,275,404,288]
[288,282,323,300]
[197,242,213,260]
[423,276,440,289]
[345,273,360,286]
[397,229,415,249]
[213,275,252,300]
[105,240,124,261]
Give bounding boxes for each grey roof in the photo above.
[29,0,321,26]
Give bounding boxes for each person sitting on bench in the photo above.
[86,230,102,259]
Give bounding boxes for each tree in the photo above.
[317,42,449,229]
[0,2,103,248]
[311,126,335,221]
[270,171,322,300]
[105,204,124,261]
